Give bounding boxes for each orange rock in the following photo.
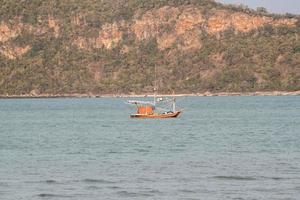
[0,23,20,42]
[97,23,123,49]
[231,13,272,32]
[0,45,31,59]
[48,16,60,37]
[73,22,123,50]
[175,7,204,35]
[273,18,298,27]
[179,30,202,51]
[207,11,231,34]
[207,11,297,34]
[132,6,180,40]
[157,33,177,50]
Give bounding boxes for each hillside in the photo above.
[0,0,300,95]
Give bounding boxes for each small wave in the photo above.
[137,177,156,183]
[86,185,102,190]
[0,182,9,187]
[146,189,163,195]
[260,176,294,181]
[135,148,149,153]
[178,189,197,194]
[254,188,276,192]
[295,186,300,190]
[38,194,57,197]
[170,148,184,152]
[45,180,58,184]
[116,191,153,197]
[107,150,120,154]
[213,176,256,181]
[139,189,163,195]
[83,178,115,184]
[269,177,285,180]
[24,180,60,184]
[107,186,122,190]
[66,151,83,155]
[181,198,200,200]
[37,193,72,198]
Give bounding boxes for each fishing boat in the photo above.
[127,66,183,119]
[128,97,182,118]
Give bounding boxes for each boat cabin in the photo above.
[137,106,154,115]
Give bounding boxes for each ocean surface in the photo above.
[0,96,299,200]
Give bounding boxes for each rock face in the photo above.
[72,6,297,52]
[0,21,32,59]
[98,23,123,49]
[0,45,31,59]
[207,11,297,34]
[132,6,180,40]
[132,6,204,50]
[175,7,204,34]
[157,32,177,50]
[207,11,232,34]
[0,20,47,59]
[47,16,60,38]
[0,23,20,43]
[2,5,296,59]
[74,22,123,50]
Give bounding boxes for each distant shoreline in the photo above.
[0,91,299,99]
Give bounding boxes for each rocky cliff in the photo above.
[0,0,299,95]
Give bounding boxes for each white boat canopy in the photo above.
[127,100,155,106]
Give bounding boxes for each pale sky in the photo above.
[217,0,300,14]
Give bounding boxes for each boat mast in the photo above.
[172,97,176,112]
[154,65,157,107]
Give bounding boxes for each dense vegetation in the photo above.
[0,0,299,95]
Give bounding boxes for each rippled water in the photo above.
[0,96,300,200]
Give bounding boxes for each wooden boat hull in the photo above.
[130,111,182,119]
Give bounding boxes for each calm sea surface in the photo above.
[0,96,299,200]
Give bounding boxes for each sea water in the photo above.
[0,96,299,200]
